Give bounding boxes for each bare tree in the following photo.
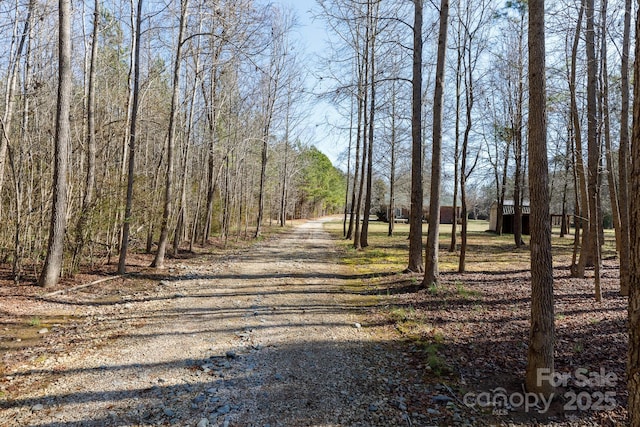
[449,1,464,253]
[599,0,619,254]
[618,0,631,296]
[73,0,100,271]
[407,0,424,272]
[343,95,354,237]
[174,12,204,256]
[39,0,72,287]
[569,0,589,278]
[118,0,143,275]
[353,3,371,251]
[629,3,640,419]
[423,0,449,286]
[585,0,602,301]
[388,77,399,237]
[0,1,31,207]
[152,0,189,268]
[511,28,525,250]
[255,7,291,238]
[525,0,554,397]
[454,0,490,272]
[360,0,380,249]
[5,0,35,281]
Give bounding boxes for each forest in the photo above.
[1,0,640,424]
[0,0,345,284]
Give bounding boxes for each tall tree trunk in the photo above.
[560,134,569,239]
[599,0,620,253]
[627,5,640,421]
[280,142,288,227]
[513,18,525,248]
[585,0,601,301]
[450,13,462,253]
[39,0,71,287]
[354,21,370,251]
[173,35,201,256]
[347,67,364,241]
[5,0,34,281]
[343,95,354,237]
[118,0,143,274]
[513,126,524,247]
[619,0,631,296]
[202,51,221,244]
[459,37,475,274]
[173,11,202,256]
[497,139,510,236]
[361,2,377,249]
[423,0,449,286]
[152,0,188,268]
[73,0,99,271]
[0,5,29,211]
[113,0,138,257]
[255,137,268,237]
[571,0,590,277]
[525,0,555,397]
[407,0,424,272]
[256,63,283,237]
[353,101,368,250]
[280,89,293,228]
[388,82,397,237]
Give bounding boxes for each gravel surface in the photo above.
[0,219,439,426]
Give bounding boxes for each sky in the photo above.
[274,0,347,169]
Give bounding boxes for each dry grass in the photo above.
[325,218,617,274]
[325,217,627,426]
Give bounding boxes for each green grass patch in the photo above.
[324,218,618,274]
[424,343,449,376]
[389,305,416,323]
[454,281,481,298]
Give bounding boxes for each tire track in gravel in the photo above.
[1,218,431,427]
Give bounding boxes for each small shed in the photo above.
[440,206,462,224]
[489,200,530,235]
[379,205,458,224]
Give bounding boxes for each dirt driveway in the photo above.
[0,219,435,426]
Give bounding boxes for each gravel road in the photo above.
[1,219,436,427]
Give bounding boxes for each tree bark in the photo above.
[628,6,640,421]
[5,0,35,281]
[423,0,449,286]
[599,0,616,300]
[450,9,462,253]
[525,0,554,397]
[173,32,201,256]
[360,0,377,249]
[513,13,525,248]
[619,0,631,296]
[347,58,364,241]
[407,0,424,273]
[570,0,590,278]
[585,0,601,301]
[118,0,143,275]
[0,4,30,209]
[388,81,397,237]
[459,34,475,274]
[354,17,370,251]
[73,0,99,271]
[39,0,71,287]
[152,0,189,268]
[343,95,354,237]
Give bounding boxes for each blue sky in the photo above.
[275,0,346,169]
